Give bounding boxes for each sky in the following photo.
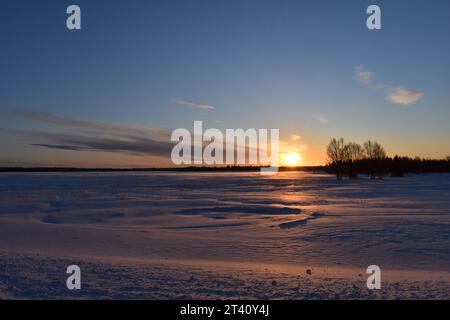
[0,0,449,167]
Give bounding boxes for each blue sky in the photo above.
[1,0,449,166]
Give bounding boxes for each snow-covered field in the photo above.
[0,171,449,299]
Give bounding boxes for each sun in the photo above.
[283,152,302,167]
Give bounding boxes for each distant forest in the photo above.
[324,138,450,180]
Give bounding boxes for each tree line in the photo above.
[325,138,450,180]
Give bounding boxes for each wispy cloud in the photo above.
[1,109,174,157]
[355,66,375,86]
[316,116,329,124]
[173,98,215,110]
[1,109,168,139]
[354,67,424,105]
[1,109,265,164]
[386,86,424,105]
[26,131,173,156]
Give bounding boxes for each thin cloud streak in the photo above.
[30,132,173,156]
[316,116,329,124]
[1,108,170,140]
[355,66,375,86]
[173,98,215,110]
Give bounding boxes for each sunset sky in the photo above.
[1,0,449,167]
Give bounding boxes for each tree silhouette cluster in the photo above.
[325,138,450,180]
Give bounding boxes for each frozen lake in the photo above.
[0,171,449,299]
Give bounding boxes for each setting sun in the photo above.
[283,152,302,167]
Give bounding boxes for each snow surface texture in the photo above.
[0,172,449,299]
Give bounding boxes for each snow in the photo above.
[0,171,449,299]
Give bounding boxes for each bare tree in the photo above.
[346,142,364,178]
[364,140,386,160]
[363,140,386,179]
[327,138,347,180]
[347,142,364,161]
[326,138,347,163]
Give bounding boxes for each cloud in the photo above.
[386,86,424,105]
[355,66,375,85]
[174,98,215,110]
[354,67,424,105]
[316,116,329,124]
[1,109,169,139]
[1,109,174,157]
[291,134,301,141]
[1,109,265,164]
[28,134,173,156]
[31,144,86,151]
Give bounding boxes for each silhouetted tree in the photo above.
[363,140,386,179]
[363,140,386,160]
[324,139,450,179]
[326,138,347,180]
[347,142,365,161]
[346,142,364,179]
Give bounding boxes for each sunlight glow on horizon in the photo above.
[281,152,302,167]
